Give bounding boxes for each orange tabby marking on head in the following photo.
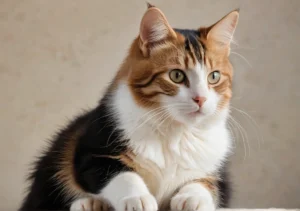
[112,8,236,112]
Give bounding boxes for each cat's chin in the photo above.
[173,111,207,126]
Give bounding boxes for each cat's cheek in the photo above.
[201,90,220,115]
[160,89,194,123]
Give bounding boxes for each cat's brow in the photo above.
[130,70,167,88]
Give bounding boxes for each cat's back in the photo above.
[19,108,93,210]
[19,101,116,210]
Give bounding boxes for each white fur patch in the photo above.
[99,172,157,211]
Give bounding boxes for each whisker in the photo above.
[230,106,264,150]
[126,104,180,137]
[214,107,248,159]
[226,120,237,148]
[155,111,172,133]
[231,51,252,68]
[228,114,250,160]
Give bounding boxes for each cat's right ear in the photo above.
[139,5,176,57]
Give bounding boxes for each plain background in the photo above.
[0,0,299,210]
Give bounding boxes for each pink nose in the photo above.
[193,96,207,107]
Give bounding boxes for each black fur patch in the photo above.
[19,93,131,211]
[218,165,232,208]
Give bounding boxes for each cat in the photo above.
[20,3,239,211]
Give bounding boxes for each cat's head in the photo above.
[117,4,239,126]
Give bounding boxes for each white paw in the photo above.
[117,194,158,211]
[170,193,215,211]
[70,197,110,211]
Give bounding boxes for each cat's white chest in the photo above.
[131,124,230,171]
[128,125,231,204]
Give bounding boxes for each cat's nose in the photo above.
[193,96,207,107]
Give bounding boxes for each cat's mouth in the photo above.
[188,108,203,116]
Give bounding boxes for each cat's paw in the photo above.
[170,184,215,211]
[170,193,215,211]
[70,197,110,211]
[117,194,158,211]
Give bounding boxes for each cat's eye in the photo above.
[169,69,186,83]
[208,71,221,84]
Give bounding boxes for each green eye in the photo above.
[169,69,186,83]
[208,71,221,84]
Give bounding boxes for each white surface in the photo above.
[218,210,300,211]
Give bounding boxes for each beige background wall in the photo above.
[0,0,299,210]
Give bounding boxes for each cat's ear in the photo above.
[139,5,176,57]
[206,10,239,48]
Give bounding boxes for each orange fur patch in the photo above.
[53,127,87,200]
[102,152,162,196]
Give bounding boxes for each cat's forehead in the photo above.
[149,28,205,71]
[174,28,204,60]
[170,28,205,70]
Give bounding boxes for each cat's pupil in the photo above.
[176,72,180,78]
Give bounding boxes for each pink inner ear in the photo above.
[208,11,239,46]
[140,8,175,44]
[140,10,160,43]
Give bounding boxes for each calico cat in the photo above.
[20,4,239,211]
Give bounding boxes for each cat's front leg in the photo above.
[100,172,157,211]
[170,178,218,211]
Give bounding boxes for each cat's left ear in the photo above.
[139,4,177,57]
[206,10,239,49]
